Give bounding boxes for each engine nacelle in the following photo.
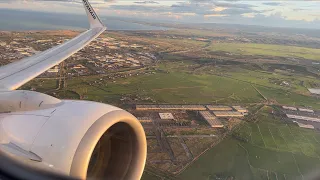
[0,91,146,180]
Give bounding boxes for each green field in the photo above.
[179,107,320,180]
[256,86,320,108]
[224,67,318,94]
[73,72,263,104]
[25,71,265,105]
[207,43,320,61]
[23,62,320,109]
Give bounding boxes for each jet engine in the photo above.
[0,90,147,180]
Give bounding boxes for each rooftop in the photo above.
[213,111,244,117]
[286,114,320,123]
[136,104,206,110]
[308,88,320,95]
[159,113,174,120]
[232,106,248,112]
[199,111,223,128]
[206,105,232,111]
[298,108,314,113]
[295,122,314,129]
[282,106,297,111]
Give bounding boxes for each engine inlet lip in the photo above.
[69,110,147,180]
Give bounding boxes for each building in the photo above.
[232,106,248,113]
[136,105,159,110]
[158,105,182,110]
[298,108,314,113]
[213,111,244,117]
[135,104,206,111]
[159,113,174,120]
[308,88,320,95]
[181,105,206,110]
[232,106,248,115]
[286,114,320,123]
[294,121,314,129]
[206,105,232,111]
[158,105,206,110]
[137,117,152,123]
[199,111,224,128]
[47,66,59,73]
[282,106,297,111]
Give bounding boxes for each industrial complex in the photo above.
[282,106,320,130]
[135,104,248,128]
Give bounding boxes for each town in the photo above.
[0,33,157,77]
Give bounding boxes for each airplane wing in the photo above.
[0,1,147,178]
[0,0,106,91]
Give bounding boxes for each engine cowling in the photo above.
[0,91,147,180]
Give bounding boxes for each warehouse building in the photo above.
[137,117,152,123]
[182,105,207,110]
[159,113,174,120]
[232,106,248,115]
[232,106,248,113]
[136,104,206,111]
[308,88,320,95]
[199,111,224,128]
[286,114,320,123]
[158,105,182,110]
[298,108,314,113]
[136,104,159,110]
[282,106,297,111]
[294,121,314,129]
[206,105,232,111]
[213,111,244,117]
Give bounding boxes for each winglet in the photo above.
[82,0,104,29]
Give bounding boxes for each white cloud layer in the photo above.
[0,0,319,29]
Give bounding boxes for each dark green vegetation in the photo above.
[179,107,320,180]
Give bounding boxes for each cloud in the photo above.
[214,2,255,9]
[0,0,319,29]
[293,8,307,11]
[262,2,282,6]
[134,1,158,4]
[213,7,227,12]
[204,14,227,17]
[0,0,114,4]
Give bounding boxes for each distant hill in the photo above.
[0,9,169,31]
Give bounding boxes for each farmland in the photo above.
[207,43,320,61]
[179,107,320,180]
[23,58,320,110]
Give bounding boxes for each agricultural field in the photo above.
[207,43,320,61]
[23,70,264,105]
[22,58,320,109]
[223,67,318,94]
[179,107,320,180]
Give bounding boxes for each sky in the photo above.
[0,0,320,29]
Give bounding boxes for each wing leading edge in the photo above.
[0,0,106,90]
